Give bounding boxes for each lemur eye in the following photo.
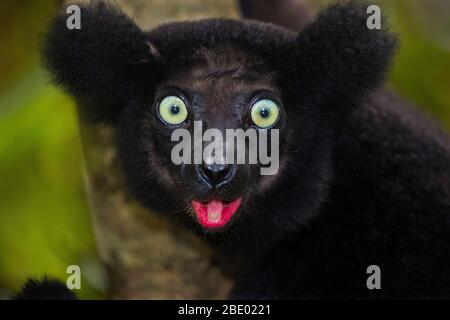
[158,95,188,125]
[250,99,280,128]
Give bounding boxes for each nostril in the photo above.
[201,163,232,185]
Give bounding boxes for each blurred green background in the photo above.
[0,0,448,299]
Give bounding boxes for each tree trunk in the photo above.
[77,0,239,300]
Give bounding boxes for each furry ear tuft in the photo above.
[294,1,398,110]
[42,2,158,123]
[13,278,77,300]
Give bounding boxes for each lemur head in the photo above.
[43,1,396,247]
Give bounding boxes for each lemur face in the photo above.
[120,46,287,232]
[43,2,396,245]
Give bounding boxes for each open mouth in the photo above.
[191,197,243,230]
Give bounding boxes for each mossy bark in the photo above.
[76,0,239,299]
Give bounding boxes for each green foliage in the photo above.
[0,1,103,299]
[388,0,450,128]
[0,69,103,299]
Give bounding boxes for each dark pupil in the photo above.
[170,105,180,115]
[260,108,269,118]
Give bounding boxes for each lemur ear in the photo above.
[42,2,160,123]
[293,1,398,110]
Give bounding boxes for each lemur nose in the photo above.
[200,163,233,185]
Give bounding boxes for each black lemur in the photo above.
[17,1,450,299]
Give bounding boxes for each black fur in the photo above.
[13,278,76,300]
[38,1,450,299]
[231,90,450,299]
[42,2,159,123]
[293,3,398,112]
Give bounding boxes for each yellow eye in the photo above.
[158,95,188,125]
[250,99,280,128]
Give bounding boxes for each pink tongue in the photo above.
[207,200,224,223]
[191,198,242,229]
